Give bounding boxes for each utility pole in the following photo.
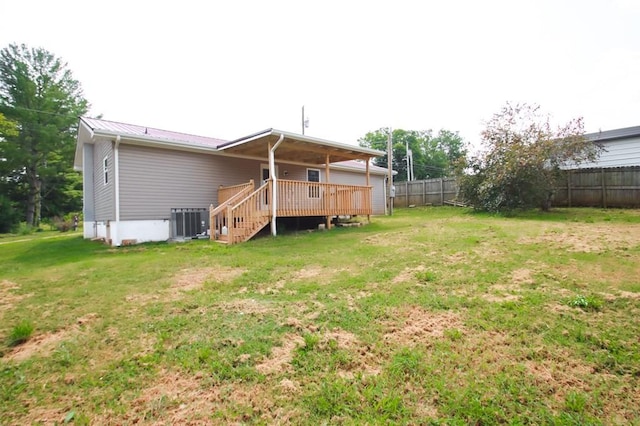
[406,140,410,182]
[301,106,309,135]
[387,128,394,215]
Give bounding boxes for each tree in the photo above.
[0,44,88,227]
[358,128,467,181]
[458,103,600,212]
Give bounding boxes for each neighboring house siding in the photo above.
[93,139,115,221]
[569,137,640,169]
[119,145,259,220]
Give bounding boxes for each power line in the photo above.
[1,105,80,119]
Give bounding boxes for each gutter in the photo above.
[270,133,285,237]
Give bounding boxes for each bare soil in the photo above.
[383,306,464,346]
[519,223,640,253]
[4,313,99,362]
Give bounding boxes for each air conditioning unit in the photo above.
[171,208,209,238]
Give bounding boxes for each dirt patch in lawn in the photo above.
[519,223,640,253]
[393,265,426,284]
[93,370,301,424]
[172,266,244,292]
[126,266,246,304]
[3,313,99,362]
[0,280,30,312]
[255,333,305,375]
[323,328,380,378]
[218,298,272,316]
[383,306,464,346]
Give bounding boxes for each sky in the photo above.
[2,0,639,152]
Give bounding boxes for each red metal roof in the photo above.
[81,117,227,149]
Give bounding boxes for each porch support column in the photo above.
[325,154,331,229]
[270,134,285,237]
[366,160,371,223]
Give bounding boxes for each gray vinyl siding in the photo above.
[565,137,640,169]
[117,143,387,219]
[119,145,261,220]
[93,140,115,220]
[82,144,95,221]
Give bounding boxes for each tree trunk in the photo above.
[540,191,553,212]
[25,166,41,227]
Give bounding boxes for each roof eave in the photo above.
[219,128,383,158]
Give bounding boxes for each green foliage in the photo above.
[568,294,603,311]
[388,347,426,379]
[359,128,467,180]
[458,103,600,213]
[416,269,437,283]
[0,194,19,233]
[0,43,89,226]
[8,320,34,347]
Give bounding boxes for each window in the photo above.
[103,157,109,185]
[307,168,320,198]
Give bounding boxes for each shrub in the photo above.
[53,216,73,232]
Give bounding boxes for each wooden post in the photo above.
[602,168,607,208]
[440,178,444,206]
[366,161,371,222]
[567,170,572,207]
[226,204,233,244]
[326,154,331,229]
[423,180,426,206]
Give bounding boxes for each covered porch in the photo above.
[210,129,382,244]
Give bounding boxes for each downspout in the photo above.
[270,134,285,236]
[114,135,121,246]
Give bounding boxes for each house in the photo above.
[570,125,640,169]
[557,125,640,207]
[74,118,387,246]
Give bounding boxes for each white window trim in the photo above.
[103,156,109,185]
[306,168,321,182]
[307,168,321,198]
[260,163,278,183]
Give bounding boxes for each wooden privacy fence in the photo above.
[392,177,458,207]
[553,166,640,208]
[392,167,640,209]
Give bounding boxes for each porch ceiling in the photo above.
[218,129,382,164]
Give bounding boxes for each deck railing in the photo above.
[275,179,372,217]
[212,179,372,243]
[218,180,254,204]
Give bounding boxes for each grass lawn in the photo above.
[1,207,639,424]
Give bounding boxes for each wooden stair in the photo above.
[211,181,272,245]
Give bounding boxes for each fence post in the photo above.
[406,181,409,206]
[440,178,444,206]
[567,170,572,207]
[602,168,607,208]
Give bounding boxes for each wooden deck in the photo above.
[210,180,372,244]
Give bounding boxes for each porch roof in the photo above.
[218,129,383,164]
